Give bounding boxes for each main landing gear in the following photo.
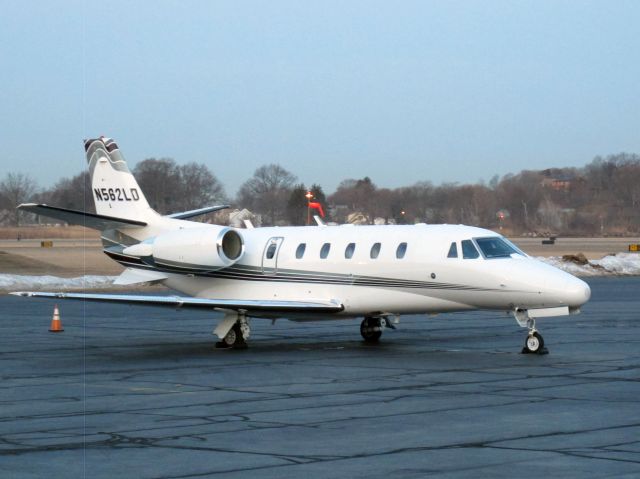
[214,311,250,350]
[513,309,548,355]
[360,315,397,343]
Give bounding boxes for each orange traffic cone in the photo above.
[49,305,64,332]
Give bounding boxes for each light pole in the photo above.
[305,191,314,225]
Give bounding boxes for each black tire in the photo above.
[524,331,544,353]
[223,323,248,349]
[223,328,237,346]
[361,317,382,342]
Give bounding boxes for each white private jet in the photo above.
[13,137,591,353]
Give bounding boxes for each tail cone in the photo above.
[49,305,64,333]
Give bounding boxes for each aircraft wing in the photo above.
[9,292,344,314]
[18,204,147,230]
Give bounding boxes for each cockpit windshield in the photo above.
[475,237,525,259]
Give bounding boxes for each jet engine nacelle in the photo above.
[126,226,244,270]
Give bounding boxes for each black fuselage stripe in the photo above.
[114,262,501,292]
[105,248,507,292]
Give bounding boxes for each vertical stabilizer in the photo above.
[85,137,158,223]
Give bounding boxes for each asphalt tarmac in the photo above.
[1,277,639,478]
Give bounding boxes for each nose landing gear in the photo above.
[514,310,549,355]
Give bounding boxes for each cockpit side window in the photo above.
[475,237,523,258]
[461,239,480,259]
[447,242,458,258]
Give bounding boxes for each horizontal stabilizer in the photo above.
[113,268,168,285]
[18,204,147,230]
[10,291,344,314]
[167,205,230,220]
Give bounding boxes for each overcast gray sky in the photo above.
[1,0,638,195]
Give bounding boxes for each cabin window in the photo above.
[266,243,277,259]
[461,239,480,259]
[320,243,331,259]
[396,242,408,259]
[345,243,356,259]
[295,243,306,259]
[370,242,381,259]
[447,242,458,258]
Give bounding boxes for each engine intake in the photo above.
[219,228,243,261]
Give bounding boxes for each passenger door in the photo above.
[262,237,284,275]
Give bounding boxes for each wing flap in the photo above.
[18,204,147,230]
[10,291,344,313]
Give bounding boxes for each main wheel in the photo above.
[524,331,544,353]
[360,317,382,342]
[224,328,238,346]
[220,323,248,349]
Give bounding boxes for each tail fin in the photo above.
[85,137,158,223]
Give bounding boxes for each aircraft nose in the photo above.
[564,276,591,307]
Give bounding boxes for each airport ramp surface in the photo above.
[1,277,639,478]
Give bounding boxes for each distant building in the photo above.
[540,169,580,191]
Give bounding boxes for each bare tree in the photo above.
[133,158,182,214]
[178,163,227,210]
[132,159,226,214]
[0,173,38,226]
[39,171,94,213]
[329,177,377,223]
[237,164,297,225]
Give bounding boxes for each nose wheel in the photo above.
[514,312,549,355]
[523,331,545,354]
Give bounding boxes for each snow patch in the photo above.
[538,253,640,276]
[0,274,117,291]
